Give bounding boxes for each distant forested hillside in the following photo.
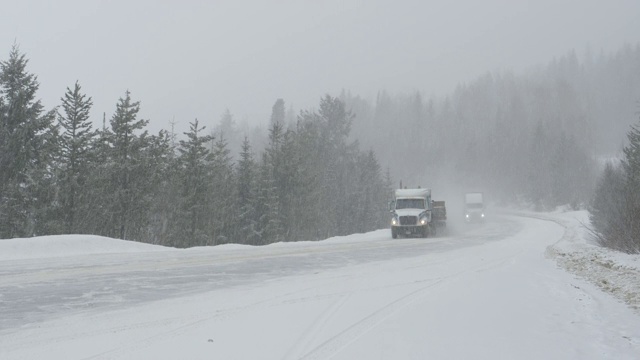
[342,44,640,209]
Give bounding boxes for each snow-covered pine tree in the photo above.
[291,113,324,240]
[270,99,285,128]
[620,118,640,252]
[355,150,387,233]
[623,122,640,193]
[0,45,57,238]
[268,100,299,241]
[79,114,114,236]
[56,81,95,234]
[214,108,241,158]
[141,129,176,245]
[107,90,150,240]
[319,95,355,237]
[256,152,284,244]
[255,111,287,244]
[590,162,628,249]
[209,133,236,245]
[591,112,640,254]
[175,119,214,247]
[236,136,259,245]
[278,129,302,240]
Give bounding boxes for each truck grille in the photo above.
[399,216,417,225]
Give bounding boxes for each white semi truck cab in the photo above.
[389,188,435,238]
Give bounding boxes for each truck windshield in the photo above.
[466,203,483,209]
[395,199,424,209]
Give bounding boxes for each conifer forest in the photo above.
[1,43,640,252]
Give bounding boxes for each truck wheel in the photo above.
[430,225,437,237]
[391,228,397,239]
[422,226,429,238]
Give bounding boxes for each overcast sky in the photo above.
[2,0,639,135]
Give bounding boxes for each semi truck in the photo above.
[464,192,485,223]
[389,188,445,238]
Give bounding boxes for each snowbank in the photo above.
[0,235,169,261]
[511,209,640,313]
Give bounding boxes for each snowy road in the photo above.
[1,212,639,359]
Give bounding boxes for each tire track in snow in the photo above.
[78,287,356,360]
[297,279,445,360]
[296,245,532,360]
[282,294,351,360]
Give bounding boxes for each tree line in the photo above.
[0,45,390,246]
[590,116,640,254]
[3,41,639,253]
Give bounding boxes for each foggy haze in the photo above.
[2,0,639,135]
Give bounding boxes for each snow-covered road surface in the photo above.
[1,212,639,359]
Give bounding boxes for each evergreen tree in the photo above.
[140,129,176,245]
[319,95,353,151]
[108,90,150,240]
[209,133,236,245]
[292,113,324,240]
[255,108,287,244]
[270,98,285,127]
[175,119,214,247]
[319,95,355,236]
[214,108,241,157]
[56,81,95,233]
[590,162,627,247]
[81,114,114,236]
[0,45,57,238]
[236,136,259,244]
[292,95,374,239]
[356,150,388,232]
[620,119,640,252]
[591,113,640,254]
[256,152,284,244]
[278,129,301,239]
[622,122,640,192]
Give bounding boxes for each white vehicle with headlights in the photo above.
[464,192,485,223]
[389,188,435,238]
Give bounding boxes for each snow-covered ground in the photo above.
[1,211,639,359]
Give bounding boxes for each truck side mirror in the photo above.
[389,200,395,211]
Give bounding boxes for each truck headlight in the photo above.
[391,218,398,225]
[420,218,427,225]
